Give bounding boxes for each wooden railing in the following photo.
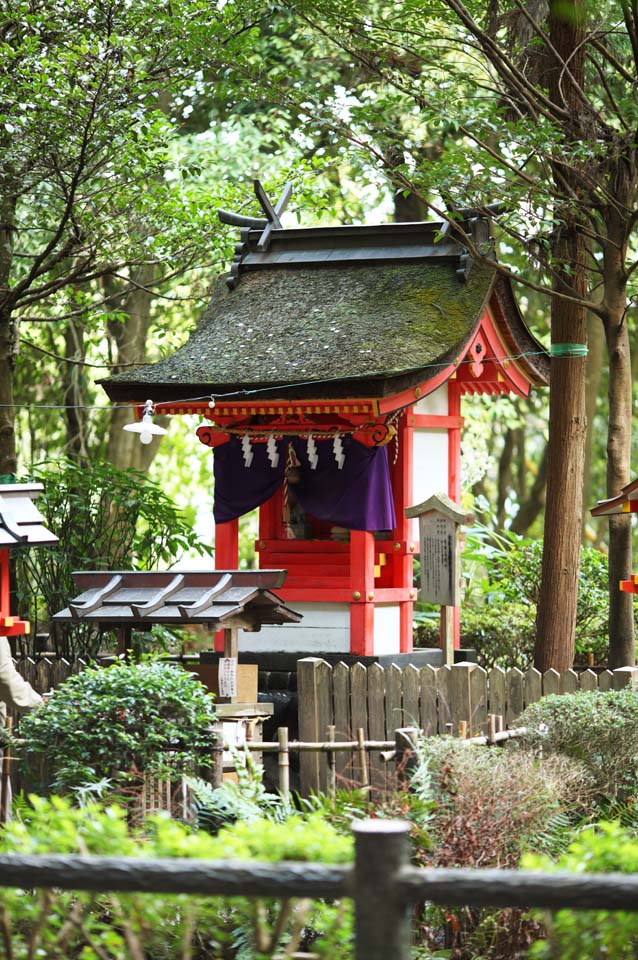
[1,819,638,960]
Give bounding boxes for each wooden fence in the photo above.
[2,819,638,960]
[297,658,638,795]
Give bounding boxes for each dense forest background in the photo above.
[4,0,637,666]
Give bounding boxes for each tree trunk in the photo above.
[0,192,17,477]
[0,311,16,478]
[602,234,634,666]
[534,262,588,671]
[582,311,604,536]
[534,0,588,672]
[510,443,548,535]
[104,266,158,472]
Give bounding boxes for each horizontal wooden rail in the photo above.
[398,865,638,910]
[2,821,638,960]
[0,853,349,899]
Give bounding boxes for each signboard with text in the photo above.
[419,512,459,606]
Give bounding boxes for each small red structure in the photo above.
[0,483,58,638]
[591,479,638,593]
[102,183,548,659]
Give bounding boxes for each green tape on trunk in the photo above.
[550,343,588,357]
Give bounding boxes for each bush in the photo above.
[518,689,638,801]
[523,821,638,959]
[414,602,536,669]
[413,737,591,960]
[15,458,209,658]
[18,660,216,793]
[0,795,353,959]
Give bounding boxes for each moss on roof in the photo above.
[105,261,496,399]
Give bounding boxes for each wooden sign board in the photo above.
[418,512,460,606]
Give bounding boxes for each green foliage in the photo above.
[414,602,536,670]
[523,821,638,959]
[18,660,216,793]
[0,795,353,959]
[518,689,638,802]
[186,746,293,833]
[15,458,208,658]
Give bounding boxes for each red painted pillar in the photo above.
[214,519,239,651]
[393,413,415,653]
[448,383,462,648]
[350,530,375,655]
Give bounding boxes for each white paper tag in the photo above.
[218,657,238,698]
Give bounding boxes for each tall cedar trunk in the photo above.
[534,0,588,672]
[0,192,16,477]
[582,312,604,537]
[602,225,634,666]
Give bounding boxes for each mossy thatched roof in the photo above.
[103,261,517,402]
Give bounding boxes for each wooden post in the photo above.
[441,606,455,665]
[0,717,13,823]
[277,727,290,800]
[298,658,332,795]
[352,820,412,960]
[211,722,224,789]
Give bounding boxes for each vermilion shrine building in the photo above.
[103,189,548,659]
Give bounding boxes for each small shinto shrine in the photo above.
[102,182,548,658]
[0,484,58,639]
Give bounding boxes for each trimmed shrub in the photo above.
[18,660,216,793]
[518,688,638,801]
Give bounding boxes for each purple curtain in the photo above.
[213,435,396,531]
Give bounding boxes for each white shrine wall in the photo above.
[239,601,351,653]
[411,384,451,539]
[373,603,401,654]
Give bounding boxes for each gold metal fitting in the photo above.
[393,542,401,551]
[367,591,374,601]
[352,591,361,600]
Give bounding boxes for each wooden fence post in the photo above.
[612,667,638,690]
[298,658,332,795]
[352,819,412,960]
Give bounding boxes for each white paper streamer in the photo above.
[267,434,279,468]
[333,435,345,470]
[241,434,254,467]
[307,434,318,470]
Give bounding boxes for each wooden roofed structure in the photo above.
[0,483,58,638]
[101,182,548,659]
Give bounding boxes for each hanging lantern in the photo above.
[122,399,167,445]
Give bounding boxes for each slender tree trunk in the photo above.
[104,265,159,472]
[602,232,634,666]
[582,312,604,536]
[535,0,588,672]
[510,443,548,535]
[497,427,515,526]
[0,310,16,477]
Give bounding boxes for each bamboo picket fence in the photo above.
[3,656,638,809]
[296,658,638,794]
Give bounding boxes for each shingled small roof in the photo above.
[0,483,59,549]
[101,200,548,405]
[53,570,301,630]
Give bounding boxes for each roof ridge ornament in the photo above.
[219,179,293,289]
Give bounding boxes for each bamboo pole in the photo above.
[326,725,336,798]
[357,728,369,789]
[277,727,290,800]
